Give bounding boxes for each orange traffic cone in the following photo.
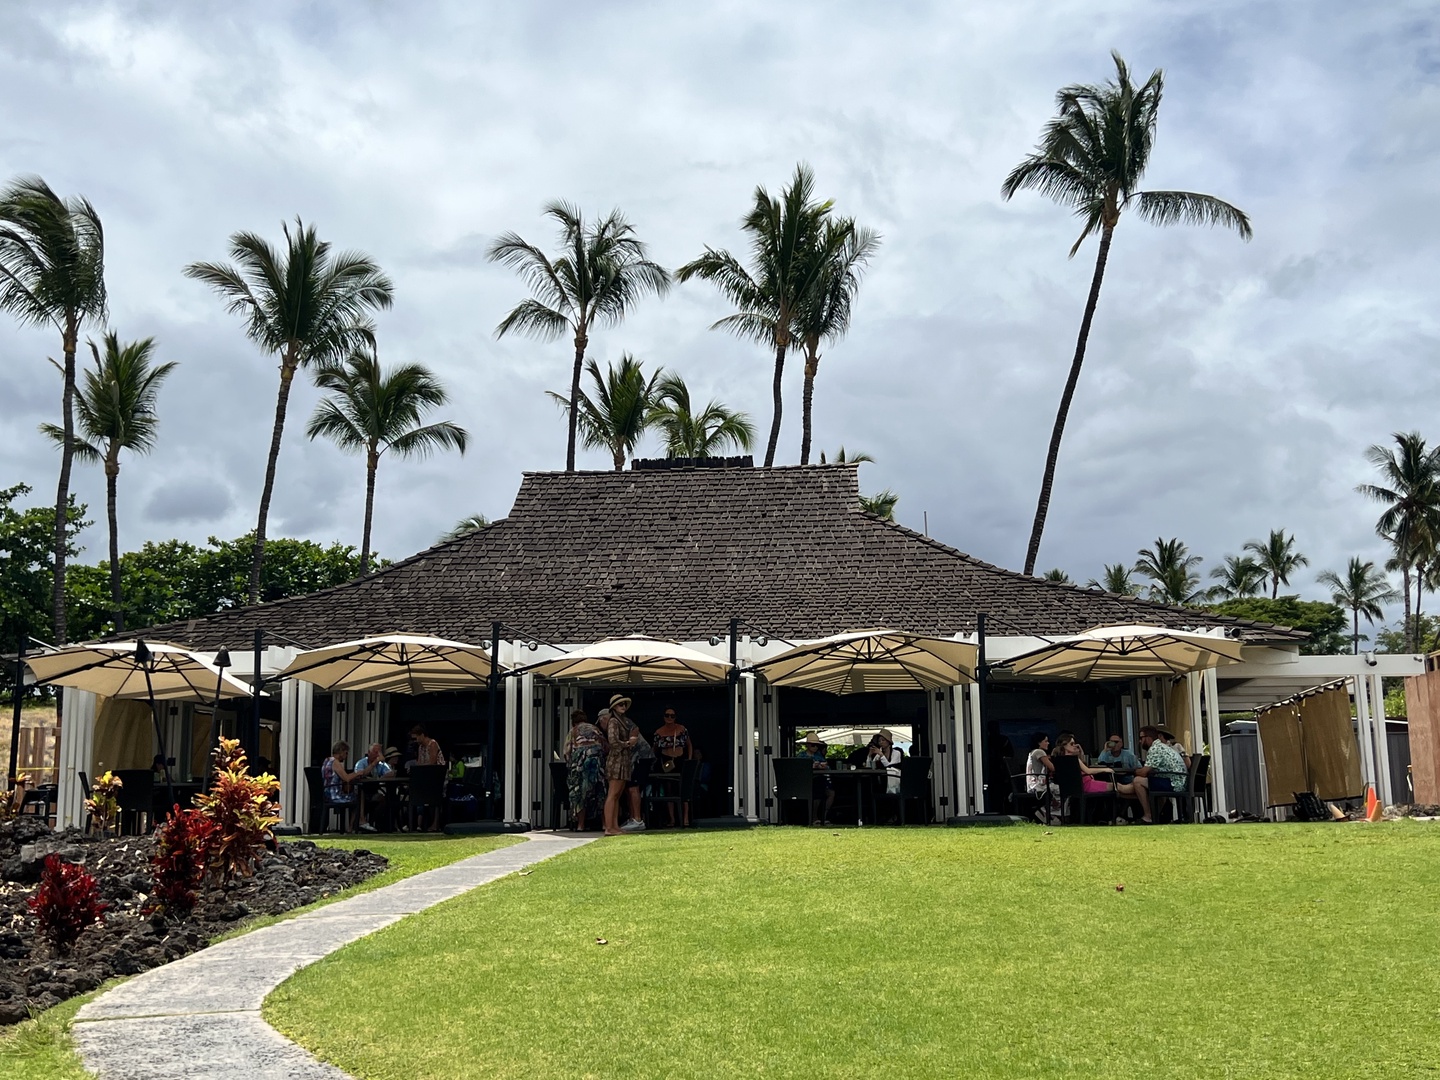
[1365,785,1383,823]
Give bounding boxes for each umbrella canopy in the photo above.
[278,634,507,694]
[25,641,256,701]
[520,636,731,686]
[1001,624,1246,680]
[754,630,978,694]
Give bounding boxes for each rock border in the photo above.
[72,832,593,1079]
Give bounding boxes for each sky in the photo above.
[2,1,1438,627]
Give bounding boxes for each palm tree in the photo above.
[1042,568,1072,584]
[546,354,661,471]
[1002,53,1252,575]
[489,204,670,472]
[819,446,874,465]
[306,347,468,575]
[859,490,899,520]
[1358,433,1440,651]
[41,334,175,631]
[1086,563,1139,595]
[677,164,833,467]
[441,514,489,543]
[1317,558,1398,653]
[1242,530,1309,599]
[647,373,755,459]
[185,219,393,603]
[1207,554,1267,601]
[794,218,880,464]
[0,176,107,643]
[1133,537,1205,606]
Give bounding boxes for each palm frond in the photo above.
[1131,191,1253,239]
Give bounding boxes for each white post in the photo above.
[968,684,985,814]
[503,662,520,823]
[279,681,299,826]
[1352,675,1376,801]
[1370,673,1393,805]
[742,672,758,824]
[1203,666,1227,817]
[519,671,535,825]
[949,687,969,817]
[56,688,98,830]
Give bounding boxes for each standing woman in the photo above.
[601,693,639,836]
[653,706,694,826]
[562,709,606,831]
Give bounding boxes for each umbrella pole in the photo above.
[139,644,175,817]
[204,649,232,796]
[249,629,263,766]
[7,635,24,788]
[976,612,991,814]
[728,617,739,817]
[486,620,500,820]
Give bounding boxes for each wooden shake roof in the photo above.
[133,465,1303,650]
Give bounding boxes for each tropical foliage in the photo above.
[0,484,86,657]
[1357,432,1440,652]
[859,490,899,520]
[1316,557,1397,653]
[1086,563,1138,595]
[1207,554,1266,601]
[28,854,106,952]
[1002,52,1251,575]
[1205,597,1348,656]
[489,203,670,471]
[548,353,662,471]
[441,514,490,543]
[1042,568,1071,583]
[1242,529,1309,599]
[1133,537,1205,605]
[194,738,281,881]
[647,373,756,459]
[307,346,467,573]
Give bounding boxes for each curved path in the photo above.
[73,831,593,1079]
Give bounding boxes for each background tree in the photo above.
[1042,568,1072,584]
[185,219,393,603]
[1206,596,1348,656]
[1242,529,1309,599]
[1207,553,1266,601]
[677,164,832,467]
[0,176,107,643]
[307,347,467,575]
[794,218,879,464]
[819,446,874,464]
[1133,537,1205,606]
[41,334,175,630]
[1357,432,1440,651]
[858,490,899,520]
[489,203,669,472]
[648,373,756,459]
[1086,563,1139,594]
[1316,558,1397,653]
[440,514,489,543]
[1002,53,1251,575]
[0,485,87,657]
[547,353,661,471]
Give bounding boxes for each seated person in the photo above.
[865,729,903,795]
[1133,726,1188,817]
[798,733,835,825]
[1096,735,1141,771]
[354,742,396,828]
[383,745,404,773]
[1055,735,1151,823]
[1024,733,1058,820]
[321,741,375,833]
[1159,728,1192,770]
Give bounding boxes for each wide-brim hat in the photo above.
[803,733,825,747]
[383,746,401,759]
[877,729,896,743]
[609,693,632,709]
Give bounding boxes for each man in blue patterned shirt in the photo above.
[1136,726,1187,793]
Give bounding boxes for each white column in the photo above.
[279,680,299,826]
[1370,673,1394,805]
[56,688,98,830]
[1352,675,1376,800]
[503,664,520,822]
[519,671,536,824]
[949,687,968,817]
[742,672,758,823]
[967,684,985,814]
[1202,666,1227,817]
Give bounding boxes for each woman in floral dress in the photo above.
[562,709,606,831]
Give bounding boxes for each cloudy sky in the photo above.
[2,1,1437,622]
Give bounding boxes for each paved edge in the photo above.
[72,831,594,1080]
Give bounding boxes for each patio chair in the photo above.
[408,764,447,832]
[1148,754,1210,824]
[772,758,818,825]
[1008,770,1049,823]
[115,769,155,835]
[303,765,349,833]
[1053,754,1114,825]
[78,771,93,835]
[549,761,571,828]
[876,757,934,824]
[646,759,700,827]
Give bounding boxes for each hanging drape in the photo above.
[1256,686,1363,806]
[91,697,155,775]
[1164,677,1194,751]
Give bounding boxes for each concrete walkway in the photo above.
[73,831,593,1079]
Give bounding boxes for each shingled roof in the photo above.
[134,465,1303,650]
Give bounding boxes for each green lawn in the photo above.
[267,823,1440,1080]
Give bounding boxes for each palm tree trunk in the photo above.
[764,339,786,468]
[1022,224,1114,575]
[1414,573,1425,651]
[1272,574,1280,600]
[105,453,123,632]
[1401,564,1413,652]
[612,447,624,472]
[566,328,587,472]
[799,343,818,466]
[360,446,377,576]
[250,351,298,605]
[52,315,79,644]
[1352,606,1359,654]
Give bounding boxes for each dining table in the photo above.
[819,765,886,827]
[356,774,410,832]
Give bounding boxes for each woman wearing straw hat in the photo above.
[601,693,639,836]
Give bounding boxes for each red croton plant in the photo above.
[148,808,218,915]
[193,738,281,882]
[29,854,107,952]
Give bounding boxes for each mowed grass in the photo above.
[266,822,1440,1079]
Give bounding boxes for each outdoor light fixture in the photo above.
[708,636,723,647]
[526,640,539,651]
[214,648,232,669]
[755,635,769,647]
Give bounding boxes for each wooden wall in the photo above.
[1404,660,1440,803]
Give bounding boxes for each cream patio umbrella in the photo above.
[1000,624,1245,680]
[518,636,732,686]
[278,634,508,693]
[753,630,979,694]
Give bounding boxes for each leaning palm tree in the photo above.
[307,346,468,575]
[546,353,661,471]
[647,373,755,459]
[41,334,175,631]
[1086,562,1139,595]
[1002,53,1252,575]
[1317,558,1398,653]
[1242,530,1309,599]
[489,204,670,472]
[859,490,899,520]
[1358,432,1440,651]
[677,164,833,467]
[1134,537,1205,606]
[0,176,107,643]
[1207,554,1267,601]
[793,218,880,464]
[186,219,393,603]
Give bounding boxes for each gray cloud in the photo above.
[144,476,234,526]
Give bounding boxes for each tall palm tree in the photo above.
[489,204,670,472]
[1242,530,1309,599]
[1358,432,1440,651]
[1002,53,1252,576]
[546,353,661,471]
[186,219,393,603]
[40,334,175,631]
[1133,537,1205,606]
[1317,558,1397,653]
[677,164,833,467]
[0,176,107,643]
[794,218,880,465]
[648,373,755,459]
[306,347,468,575]
[1086,563,1139,595]
[858,490,899,520]
[1207,554,1266,601]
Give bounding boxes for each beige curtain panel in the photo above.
[1257,704,1308,807]
[1164,677,1194,753]
[1297,687,1364,800]
[91,696,155,775]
